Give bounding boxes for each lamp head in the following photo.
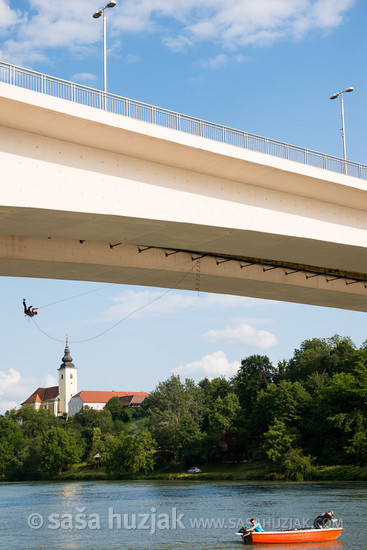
[343,86,354,93]
[330,93,339,100]
[106,0,117,7]
[93,9,103,18]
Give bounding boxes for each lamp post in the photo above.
[330,86,354,170]
[93,0,117,108]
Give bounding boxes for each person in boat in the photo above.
[314,510,338,529]
[22,299,38,318]
[247,518,264,533]
[237,519,264,545]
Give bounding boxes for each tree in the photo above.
[206,393,240,435]
[72,406,113,458]
[16,405,57,439]
[232,355,274,414]
[0,415,24,476]
[176,414,205,465]
[105,431,156,475]
[252,380,311,438]
[104,396,125,421]
[147,375,203,459]
[307,364,367,464]
[284,336,356,382]
[282,448,313,481]
[5,444,42,481]
[262,420,299,463]
[41,426,81,474]
[129,430,156,474]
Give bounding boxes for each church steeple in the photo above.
[60,336,75,369]
[58,336,77,417]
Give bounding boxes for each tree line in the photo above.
[1,334,367,481]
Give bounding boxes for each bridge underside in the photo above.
[1,83,367,311]
[1,229,367,312]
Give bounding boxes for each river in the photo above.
[0,481,366,549]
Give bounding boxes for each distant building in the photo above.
[21,337,77,417]
[21,386,59,415]
[21,338,148,417]
[119,393,148,409]
[68,390,149,417]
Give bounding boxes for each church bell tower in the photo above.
[58,337,77,416]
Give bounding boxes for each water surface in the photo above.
[0,480,365,549]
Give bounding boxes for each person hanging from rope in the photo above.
[22,299,38,318]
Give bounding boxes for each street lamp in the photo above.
[330,86,354,167]
[93,0,117,107]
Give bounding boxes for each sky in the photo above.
[0,0,367,413]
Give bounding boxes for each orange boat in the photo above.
[238,527,343,544]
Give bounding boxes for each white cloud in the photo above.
[102,290,262,320]
[0,0,24,29]
[0,0,355,66]
[202,322,277,348]
[71,72,98,84]
[0,367,21,395]
[172,350,240,379]
[197,54,228,70]
[0,368,57,414]
[44,375,58,387]
[126,53,140,64]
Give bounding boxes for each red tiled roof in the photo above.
[73,391,149,404]
[119,394,148,406]
[21,386,59,405]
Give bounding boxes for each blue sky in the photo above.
[0,0,366,412]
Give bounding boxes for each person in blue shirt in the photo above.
[247,518,264,533]
[237,518,264,545]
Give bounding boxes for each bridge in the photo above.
[1,61,367,312]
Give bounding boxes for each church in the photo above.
[21,338,148,417]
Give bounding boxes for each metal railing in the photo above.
[0,60,366,180]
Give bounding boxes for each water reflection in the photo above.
[246,543,343,550]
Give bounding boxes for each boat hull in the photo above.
[249,528,343,544]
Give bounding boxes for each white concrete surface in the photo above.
[1,82,367,310]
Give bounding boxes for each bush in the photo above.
[282,448,313,481]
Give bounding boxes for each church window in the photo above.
[70,374,73,379]
[61,374,64,379]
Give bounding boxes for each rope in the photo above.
[38,284,111,309]
[30,267,194,344]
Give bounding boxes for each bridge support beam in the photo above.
[1,234,367,312]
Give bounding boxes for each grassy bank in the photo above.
[58,461,273,481]
[57,462,367,482]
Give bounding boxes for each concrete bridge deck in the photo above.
[1,72,367,311]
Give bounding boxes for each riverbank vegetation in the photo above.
[2,335,367,482]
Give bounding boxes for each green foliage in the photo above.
[282,448,313,481]
[176,414,205,465]
[16,404,58,438]
[232,355,274,418]
[283,335,356,382]
[104,396,125,421]
[206,393,240,435]
[5,444,42,481]
[3,334,367,481]
[0,415,24,476]
[307,363,367,464]
[262,420,299,463]
[252,380,311,437]
[41,426,81,475]
[311,464,367,481]
[147,375,203,459]
[105,430,156,475]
